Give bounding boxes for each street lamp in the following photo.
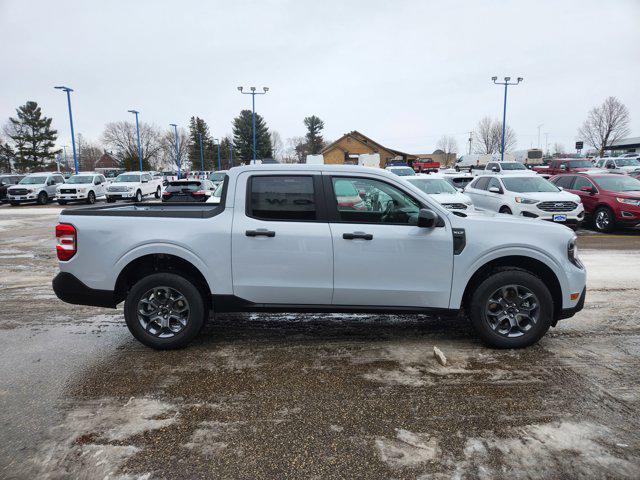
[491,76,523,162]
[213,138,221,171]
[170,124,180,178]
[128,110,143,172]
[54,86,78,174]
[237,86,269,161]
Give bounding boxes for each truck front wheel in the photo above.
[468,268,552,348]
[124,272,206,349]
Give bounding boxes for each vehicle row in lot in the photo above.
[593,157,640,175]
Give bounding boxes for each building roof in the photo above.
[605,136,640,149]
[321,130,409,157]
[94,152,120,169]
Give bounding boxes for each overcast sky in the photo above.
[1,0,639,156]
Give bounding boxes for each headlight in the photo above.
[568,237,583,269]
[127,186,135,190]
[77,188,87,193]
[515,197,538,204]
[616,197,640,206]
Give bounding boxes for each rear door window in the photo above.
[573,176,595,192]
[553,176,575,189]
[473,177,490,190]
[488,177,502,192]
[248,176,317,221]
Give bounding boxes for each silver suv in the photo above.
[7,172,65,205]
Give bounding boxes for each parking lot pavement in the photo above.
[0,208,639,479]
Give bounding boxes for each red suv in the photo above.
[550,173,640,232]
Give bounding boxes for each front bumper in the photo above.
[107,191,135,200]
[7,193,39,202]
[516,203,585,225]
[557,286,586,320]
[52,272,118,308]
[58,193,88,201]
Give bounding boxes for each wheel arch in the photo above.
[460,255,563,321]
[114,253,211,308]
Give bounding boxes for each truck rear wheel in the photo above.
[124,272,206,349]
[468,268,552,348]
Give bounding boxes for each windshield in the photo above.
[502,177,559,193]
[569,160,593,168]
[595,176,640,192]
[617,158,640,167]
[389,167,415,176]
[166,181,203,192]
[408,178,457,194]
[528,150,543,159]
[114,174,140,183]
[67,175,94,184]
[501,163,527,170]
[210,172,226,182]
[19,176,49,185]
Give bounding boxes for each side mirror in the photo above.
[47,180,55,186]
[492,166,499,172]
[142,179,149,183]
[94,180,100,185]
[417,208,439,228]
[580,186,595,194]
[488,186,501,193]
[606,164,614,169]
[560,164,567,170]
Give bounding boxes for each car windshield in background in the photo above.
[502,177,559,193]
[408,178,457,194]
[617,158,640,167]
[67,175,94,184]
[449,177,473,188]
[570,160,593,168]
[210,172,226,182]
[166,182,202,192]
[501,163,527,170]
[213,183,224,198]
[19,176,48,184]
[595,176,640,192]
[114,174,141,183]
[389,167,415,176]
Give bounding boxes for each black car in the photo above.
[0,174,25,202]
[161,179,216,202]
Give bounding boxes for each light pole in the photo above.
[62,145,68,171]
[491,76,523,161]
[237,86,269,162]
[229,143,233,168]
[213,138,221,171]
[198,132,205,173]
[54,86,78,174]
[170,124,180,178]
[537,123,544,149]
[128,110,143,172]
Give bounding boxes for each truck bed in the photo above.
[60,202,223,218]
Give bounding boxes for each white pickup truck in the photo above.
[106,171,163,203]
[53,165,586,350]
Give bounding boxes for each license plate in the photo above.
[553,214,567,222]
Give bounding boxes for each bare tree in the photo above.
[552,142,565,156]
[270,131,284,161]
[102,121,163,170]
[283,136,307,163]
[473,117,516,154]
[436,135,458,166]
[578,96,630,156]
[76,134,102,170]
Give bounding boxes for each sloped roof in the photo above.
[94,152,120,169]
[321,130,410,157]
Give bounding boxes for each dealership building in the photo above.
[604,136,640,154]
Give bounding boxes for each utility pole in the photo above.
[545,133,550,156]
[537,124,544,149]
[468,131,473,155]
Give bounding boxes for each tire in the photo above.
[468,268,552,349]
[593,206,615,233]
[86,191,96,204]
[58,200,67,206]
[37,191,48,205]
[106,197,116,203]
[134,190,142,203]
[124,272,206,350]
[154,186,161,199]
[499,206,512,214]
[10,201,19,206]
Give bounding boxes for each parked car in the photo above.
[534,159,605,177]
[550,173,640,232]
[412,159,440,173]
[162,179,216,202]
[206,182,224,204]
[7,172,65,205]
[0,174,25,203]
[53,164,586,350]
[405,175,473,214]
[57,172,108,205]
[464,175,584,228]
[484,161,536,176]
[106,171,163,203]
[208,170,228,187]
[438,171,475,191]
[385,166,415,176]
[593,157,640,175]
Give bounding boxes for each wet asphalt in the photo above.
[0,203,639,479]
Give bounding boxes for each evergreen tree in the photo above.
[232,110,272,163]
[188,116,215,171]
[0,142,15,172]
[218,136,233,170]
[8,101,59,171]
[304,115,325,154]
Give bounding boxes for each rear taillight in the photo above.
[162,191,172,197]
[192,190,207,196]
[56,223,76,261]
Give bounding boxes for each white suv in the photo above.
[405,175,473,214]
[106,171,163,203]
[7,172,65,206]
[57,172,107,205]
[484,161,537,175]
[464,175,584,228]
